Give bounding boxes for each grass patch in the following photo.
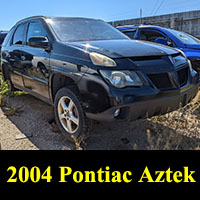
[145,95,200,150]
[0,72,25,115]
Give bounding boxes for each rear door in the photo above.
[0,33,7,69]
[8,23,27,89]
[21,21,50,101]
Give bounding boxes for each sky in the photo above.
[0,0,200,30]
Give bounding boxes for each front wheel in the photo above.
[54,87,91,142]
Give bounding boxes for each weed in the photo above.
[0,72,24,116]
[144,94,200,150]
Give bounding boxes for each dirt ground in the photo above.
[1,92,200,150]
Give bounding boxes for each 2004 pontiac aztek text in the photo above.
[1,16,199,141]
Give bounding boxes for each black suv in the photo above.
[1,16,199,141]
[0,31,7,70]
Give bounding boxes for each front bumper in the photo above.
[86,82,199,122]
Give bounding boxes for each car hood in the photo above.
[185,44,200,50]
[68,39,178,58]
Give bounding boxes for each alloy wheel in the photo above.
[57,96,80,134]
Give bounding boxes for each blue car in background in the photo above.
[118,25,200,72]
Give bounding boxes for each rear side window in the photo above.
[26,22,47,43]
[123,30,136,39]
[2,28,14,47]
[12,24,26,45]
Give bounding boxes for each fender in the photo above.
[48,64,89,104]
[1,58,14,72]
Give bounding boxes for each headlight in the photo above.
[100,70,143,88]
[90,52,117,67]
[169,54,187,67]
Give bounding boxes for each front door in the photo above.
[22,21,50,100]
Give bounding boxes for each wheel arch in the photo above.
[1,61,12,81]
[49,72,81,103]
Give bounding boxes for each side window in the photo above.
[139,29,175,47]
[12,24,26,45]
[2,27,15,46]
[139,30,166,42]
[26,22,47,44]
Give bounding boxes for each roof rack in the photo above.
[16,16,101,25]
[17,15,47,23]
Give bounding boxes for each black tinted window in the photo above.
[139,30,166,42]
[13,24,26,45]
[139,29,175,47]
[124,31,136,39]
[27,22,47,43]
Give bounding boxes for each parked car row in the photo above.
[0,16,199,141]
[0,31,7,70]
[117,25,200,73]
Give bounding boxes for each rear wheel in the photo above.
[7,79,15,92]
[54,87,91,142]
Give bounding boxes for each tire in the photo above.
[7,79,15,92]
[54,86,91,142]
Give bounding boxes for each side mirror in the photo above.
[154,38,168,46]
[28,36,50,50]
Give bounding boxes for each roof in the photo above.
[47,16,101,21]
[117,24,167,31]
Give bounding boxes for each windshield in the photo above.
[168,29,200,44]
[47,18,128,42]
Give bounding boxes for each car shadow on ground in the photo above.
[2,94,200,150]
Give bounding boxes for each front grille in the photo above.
[177,67,188,87]
[130,55,163,61]
[147,73,172,90]
[147,67,189,90]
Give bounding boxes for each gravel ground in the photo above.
[0,92,200,150]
